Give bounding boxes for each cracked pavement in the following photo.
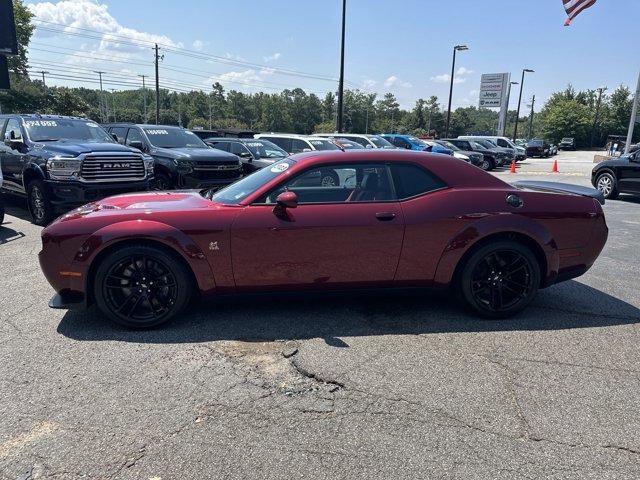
[1,151,640,479]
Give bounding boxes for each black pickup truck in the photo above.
[104,124,243,190]
[0,114,154,225]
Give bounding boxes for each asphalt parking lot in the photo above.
[1,150,639,479]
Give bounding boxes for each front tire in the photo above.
[596,172,619,199]
[154,172,173,190]
[459,240,540,319]
[479,157,494,171]
[94,244,193,328]
[27,180,55,226]
[319,169,339,187]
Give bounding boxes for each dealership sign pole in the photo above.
[479,73,510,135]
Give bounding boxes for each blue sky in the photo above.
[25,0,638,111]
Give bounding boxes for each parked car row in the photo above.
[1,113,541,226]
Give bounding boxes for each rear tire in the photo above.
[94,244,193,329]
[458,240,540,319]
[479,158,494,171]
[596,172,619,199]
[27,180,55,226]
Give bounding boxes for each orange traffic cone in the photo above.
[552,159,558,173]
[509,160,517,173]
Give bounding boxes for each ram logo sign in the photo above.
[101,163,131,169]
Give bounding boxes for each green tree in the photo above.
[8,0,34,76]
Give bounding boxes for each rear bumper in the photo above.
[49,291,86,310]
[44,179,151,208]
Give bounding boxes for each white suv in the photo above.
[254,134,340,154]
[314,133,396,149]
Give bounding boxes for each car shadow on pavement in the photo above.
[1,196,33,223]
[57,280,640,345]
[0,225,26,244]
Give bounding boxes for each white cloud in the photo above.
[263,52,282,63]
[213,68,275,89]
[29,0,180,55]
[361,78,377,90]
[431,74,466,84]
[456,67,474,76]
[223,52,246,62]
[384,75,412,88]
[192,39,209,51]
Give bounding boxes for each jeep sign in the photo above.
[479,72,511,134]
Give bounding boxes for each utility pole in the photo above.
[177,93,182,127]
[590,86,607,148]
[445,44,469,138]
[38,70,49,112]
[154,44,161,125]
[138,74,148,122]
[365,105,369,134]
[336,0,346,133]
[513,68,534,141]
[528,95,535,138]
[110,89,117,122]
[624,71,640,155]
[208,92,212,130]
[94,71,105,122]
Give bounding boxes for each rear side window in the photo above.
[390,164,446,199]
[110,127,127,143]
[211,141,230,152]
[266,137,292,152]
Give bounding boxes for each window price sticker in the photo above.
[25,120,58,127]
[145,129,169,135]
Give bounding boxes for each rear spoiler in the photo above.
[512,180,605,205]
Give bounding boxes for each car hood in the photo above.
[152,147,240,164]
[32,141,138,157]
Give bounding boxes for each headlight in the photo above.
[46,156,81,180]
[143,154,154,174]
[173,158,194,172]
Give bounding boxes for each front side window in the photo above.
[210,141,230,152]
[368,136,395,149]
[143,127,207,149]
[265,137,292,152]
[4,118,23,141]
[390,164,446,199]
[243,140,287,159]
[261,164,393,205]
[110,127,127,143]
[125,128,145,147]
[291,139,309,153]
[229,142,250,156]
[24,118,113,143]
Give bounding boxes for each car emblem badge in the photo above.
[209,241,219,251]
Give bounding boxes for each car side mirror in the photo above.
[302,148,312,153]
[365,144,373,149]
[4,132,24,149]
[276,191,298,209]
[239,151,253,159]
[129,140,145,151]
[111,133,119,142]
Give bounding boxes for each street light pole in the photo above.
[513,68,534,141]
[590,86,607,148]
[336,0,347,133]
[94,70,105,122]
[624,71,640,155]
[445,44,468,138]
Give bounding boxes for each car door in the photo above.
[0,118,28,193]
[230,163,405,290]
[617,155,640,193]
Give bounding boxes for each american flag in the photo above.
[563,0,597,26]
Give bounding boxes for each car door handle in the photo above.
[375,212,396,221]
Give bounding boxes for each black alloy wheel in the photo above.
[27,180,55,226]
[460,241,540,318]
[479,157,493,171]
[94,245,192,328]
[319,169,340,187]
[154,172,173,191]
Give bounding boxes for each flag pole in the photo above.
[624,71,640,155]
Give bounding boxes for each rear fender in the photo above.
[433,214,559,287]
[71,219,216,294]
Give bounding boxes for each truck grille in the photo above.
[80,154,146,182]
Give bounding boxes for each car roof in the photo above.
[284,150,508,188]
[0,114,90,121]
[105,123,186,129]
[256,133,332,140]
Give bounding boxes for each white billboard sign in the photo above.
[479,72,511,135]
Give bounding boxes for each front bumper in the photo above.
[49,291,86,310]
[44,178,152,208]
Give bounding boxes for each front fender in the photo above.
[70,219,216,295]
[433,213,559,287]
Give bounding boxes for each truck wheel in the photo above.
[27,180,55,226]
[459,240,540,319]
[94,244,193,329]
[154,172,173,190]
[479,158,494,171]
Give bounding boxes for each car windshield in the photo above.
[562,138,573,142]
[143,127,208,149]
[243,140,288,159]
[471,141,488,150]
[477,139,497,149]
[368,135,395,149]
[528,140,544,146]
[209,158,297,204]
[24,118,114,143]
[437,140,459,151]
[336,139,364,149]
[308,139,340,151]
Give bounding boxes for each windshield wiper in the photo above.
[34,138,60,142]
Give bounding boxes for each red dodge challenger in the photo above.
[39,150,608,328]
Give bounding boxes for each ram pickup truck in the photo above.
[104,123,243,190]
[0,115,154,225]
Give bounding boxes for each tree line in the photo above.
[1,0,636,147]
